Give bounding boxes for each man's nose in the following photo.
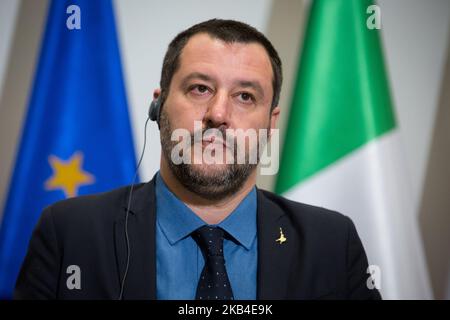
[203,93,230,128]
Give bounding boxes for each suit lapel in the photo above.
[114,177,157,299]
[256,189,300,299]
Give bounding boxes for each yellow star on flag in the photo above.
[44,151,95,198]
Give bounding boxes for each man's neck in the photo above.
[159,160,256,225]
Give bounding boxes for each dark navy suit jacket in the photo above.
[14,176,381,300]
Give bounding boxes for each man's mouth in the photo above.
[201,135,228,148]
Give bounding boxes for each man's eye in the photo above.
[238,92,255,103]
[190,84,209,95]
[196,85,208,93]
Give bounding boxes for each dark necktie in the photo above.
[193,226,234,300]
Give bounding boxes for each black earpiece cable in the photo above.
[118,115,150,300]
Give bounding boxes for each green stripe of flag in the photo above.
[276,0,396,194]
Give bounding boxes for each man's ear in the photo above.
[153,88,161,100]
[269,106,280,134]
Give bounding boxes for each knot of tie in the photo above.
[193,225,224,257]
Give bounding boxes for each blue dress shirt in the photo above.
[155,172,257,300]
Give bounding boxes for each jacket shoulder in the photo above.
[44,183,143,229]
[50,184,131,210]
[258,188,351,228]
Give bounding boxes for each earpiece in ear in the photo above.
[148,97,161,123]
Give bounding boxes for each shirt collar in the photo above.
[155,172,257,250]
[217,187,257,250]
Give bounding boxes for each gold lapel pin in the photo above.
[276,227,287,244]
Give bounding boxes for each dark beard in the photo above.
[159,110,264,201]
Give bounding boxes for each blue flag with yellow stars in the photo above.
[0,0,137,298]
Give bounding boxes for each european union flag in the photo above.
[0,0,137,298]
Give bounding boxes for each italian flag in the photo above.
[275,0,431,299]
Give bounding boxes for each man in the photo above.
[14,19,381,300]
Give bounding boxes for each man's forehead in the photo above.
[179,33,273,73]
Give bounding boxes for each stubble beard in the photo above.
[159,110,266,201]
